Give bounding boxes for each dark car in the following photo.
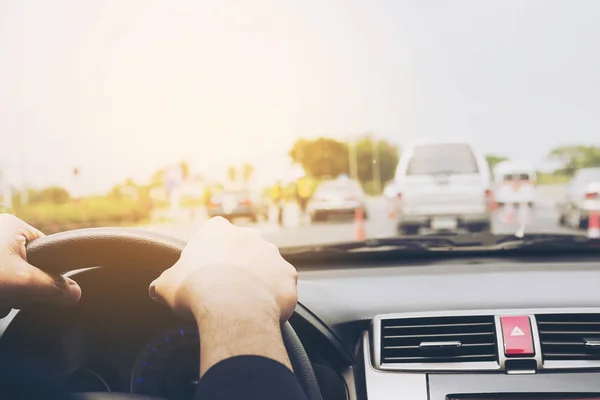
[207,189,262,223]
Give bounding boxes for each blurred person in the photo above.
[270,181,285,226]
[0,214,307,400]
[296,176,313,217]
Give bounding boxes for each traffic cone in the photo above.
[355,207,366,240]
[388,200,397,219]
[588,211,600,239]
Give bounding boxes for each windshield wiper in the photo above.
[281,235,490,256]
[493,233,600,250]
[281,233,600,256]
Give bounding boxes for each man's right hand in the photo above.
[149,217,298,375]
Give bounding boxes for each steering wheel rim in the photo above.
[25,227,323,400]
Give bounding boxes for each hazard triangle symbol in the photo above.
[510,326,525,336]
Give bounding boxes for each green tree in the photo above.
[28,186,71,204]
[549,145,600,176]
[150,168,164,186]
[242,163,254,182]
[179,161,190,179]
[485,155,508,171]
[289,138,350,178]
[227,166,237,182]
[354,135,400,186]
[289,136,399,189]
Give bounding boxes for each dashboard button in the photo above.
[500,316,534,356]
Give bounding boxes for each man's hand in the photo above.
[0,214,81,318]
[149,217,298,375]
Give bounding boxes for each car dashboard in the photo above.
[3,252,600,400]
[296,253,600,400]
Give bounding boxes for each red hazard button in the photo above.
[500,316,534,357]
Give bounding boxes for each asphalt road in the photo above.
[142,185,584,247]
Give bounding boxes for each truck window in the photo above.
[406,144,479,175]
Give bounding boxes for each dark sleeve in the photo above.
[195,355,308,400]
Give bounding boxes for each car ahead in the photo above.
[393,139,493,235]
[307,178,367,222]
[206,188,263,223]
[558,167,600,229]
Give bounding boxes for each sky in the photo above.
[1,0,600,195]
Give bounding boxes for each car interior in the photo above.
[2,228,600,400]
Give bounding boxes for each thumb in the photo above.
[1,257,81,307]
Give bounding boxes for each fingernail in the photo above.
[149,280,158,300]
[51,274,70,291]
[60,276,82,303]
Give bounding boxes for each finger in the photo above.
[0,258,81,306]
[237,227,262,238]
[202,216,233,229]
[0,213,45,242]
[18,221,45,243]
[186,216,233,245]
[0,215,45,260]
[148,267,178,305]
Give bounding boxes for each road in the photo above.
[142,184,583,247]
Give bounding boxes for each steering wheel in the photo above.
[22,228,323,400]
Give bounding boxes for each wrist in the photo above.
[193,299,280,331]
[193,302,291,376]
[190,287,281,327]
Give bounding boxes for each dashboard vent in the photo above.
[537,313,600,361]
[380,315,498,364]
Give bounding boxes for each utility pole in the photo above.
[372,138,381,194]
[349,137,358,181]
[72,167,80,201]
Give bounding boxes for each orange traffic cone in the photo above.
[355,207,366,240]
[588,211,600,239]
[387,200,397,219]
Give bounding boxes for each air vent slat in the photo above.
[385,354,496,362]
[384,342,494,350]
[380,315,498,365]
[537,313,600,361]
[384,322,494,330]
[384,332,494,339]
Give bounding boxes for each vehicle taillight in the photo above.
[396,192,402,200]
[585,192,599,200]
[485,189,492,198]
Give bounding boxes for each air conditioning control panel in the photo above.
[372,309,600,373]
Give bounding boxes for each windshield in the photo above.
[2,1,600,250]
[503,174,531,182]
[315,180,362,195]
[406,144,479,175]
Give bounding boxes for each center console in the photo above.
[356,308,600,400]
